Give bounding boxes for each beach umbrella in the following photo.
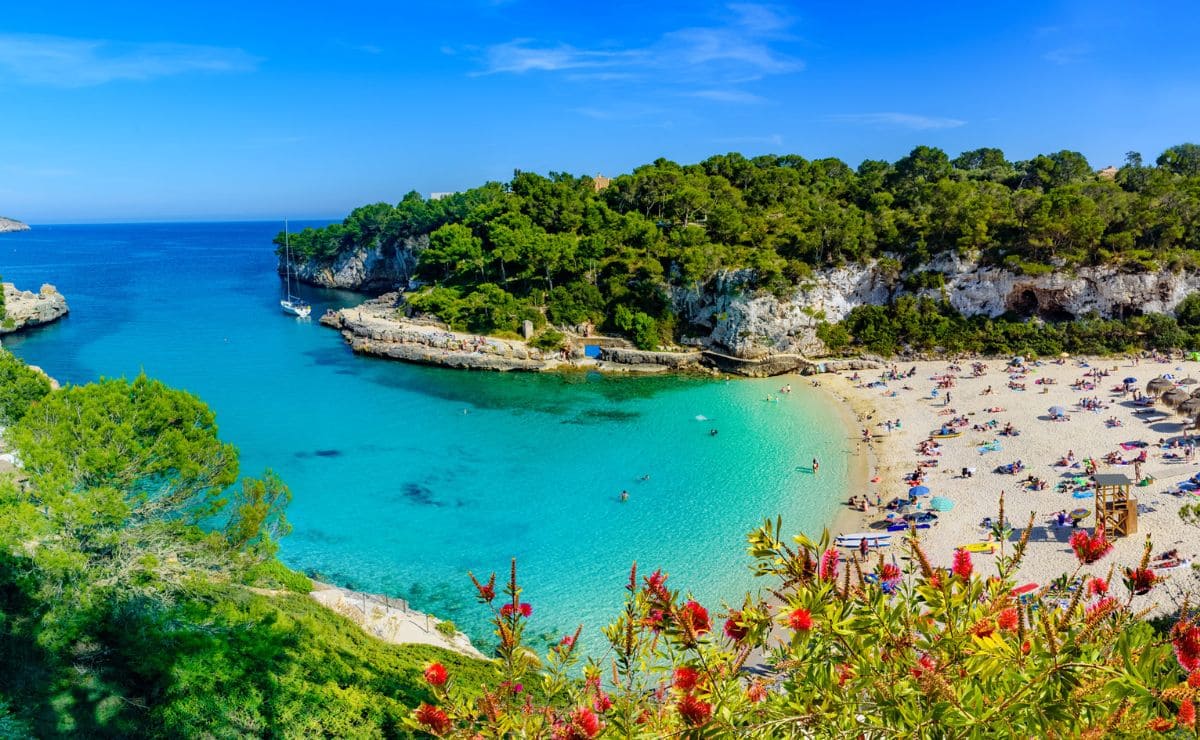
[1147,377,1174,394]
[1010,356,1025,365]
[1123,377,1138,385]
[1183,378,1199,386]
[1178,398,1200,417]
[1163,388,1190,407]
[909,485,931,497]
[1060,352,1070,358]
[1048,406,1066,417]
[930,496,954,511]
[1191,388,1200,399]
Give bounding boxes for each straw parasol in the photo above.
[1191,388,1200,398]
[1178,398,1200,417]
[1162,387,1190,407]
[1147,377,1174,394]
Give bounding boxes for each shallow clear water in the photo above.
[0,222,852,649]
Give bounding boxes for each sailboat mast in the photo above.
[284,219,293,301]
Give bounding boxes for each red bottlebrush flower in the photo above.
[676,694,712,727]
[1123,567,1157,596]
[673,666,700,692]
[423,662,448,687]
[788,607,813,632]
[997,607,1019,633]
[469,571,496,603]
[1179,698,1196,728]
[500,602,533,619]
[1085,596,1120,622]
[835,663,854,687]
[567,706,603,739]
[1087,577,1109,596]
[819,548,840,582]
[723,610,749,641]
[1173,622,1200,673]
[560,634,575,647]
[746,682,768,703]
[644,569,670,601]
[1190,670,1200,688]
[910,653,936,678]
[414,703,452,735]
[970,618,996,638]
[879,562,902,587]
[593,692,612,713]
[952,549,973,580]
[1069,525,1113,564]
[1147,717,1176,732]
[678,600,711,636]
[1020,640,1031,655]
[642,608,666,632]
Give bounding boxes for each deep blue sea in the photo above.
[0,222,852,650]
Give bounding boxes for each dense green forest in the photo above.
[279,144,1200,349]
[0,350,491,737]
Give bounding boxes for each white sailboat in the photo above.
[280,220,312,318]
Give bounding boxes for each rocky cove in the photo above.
[286,247,1200,373]
[1,283,69,336]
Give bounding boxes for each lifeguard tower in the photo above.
[1094,472,1138,537]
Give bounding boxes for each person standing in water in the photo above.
[812,458,819,474]
[619,490,629,503]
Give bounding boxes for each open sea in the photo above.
[0,221,852,650]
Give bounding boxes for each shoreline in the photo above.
[809,357,1200,612]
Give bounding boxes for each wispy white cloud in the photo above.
[478,3,800,87]
[1043,46,1087,65]
[828,112,966,130]
[0,33,259,87]
[686,89,766,104]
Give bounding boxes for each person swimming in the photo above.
[619,490,629,502]
[710,429,719,436]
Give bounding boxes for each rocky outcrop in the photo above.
[1,283,68,335]
[675,257,1200,358]
[290,244,1200,361]
[282,239,420,292]
[600,347,704,369]
[0,217,29,233]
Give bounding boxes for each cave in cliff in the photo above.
[1006,287,1075,321]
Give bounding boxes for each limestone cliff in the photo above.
[279,237,421,293]
[1,283,69,335]
[287,248,1200,358]
[0,217,30,233]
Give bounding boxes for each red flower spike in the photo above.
[952,549,973,580]
[746,682,768,703]
[676,694,712,726]
[1178,698,1196,728]
[1147,717,1176,732]
[1173,622,1200,673]
[414,703,452,735]
[1069,525,1113,564]
[819,548,839,582]
[788,607,813,632]
[1189,670,1200,689]
[678,601,711,636]
[423,662,448,687]
[568,706,603,739]
[593,692,612,713]
[723,609,749,641]
[1087,577,1109,596]
[997,607,1019,633]
[673,666,700,692]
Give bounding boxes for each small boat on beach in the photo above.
[930,430,961,439]
[836,533,891,548]
[280,220,312,318]
[960,542,997,553]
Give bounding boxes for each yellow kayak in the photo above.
[931,430,961,439]
[960,542,997,553]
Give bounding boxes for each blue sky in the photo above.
[0,1,1196,222]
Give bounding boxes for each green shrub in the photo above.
[435,620,458,638]
[530,329,565,351]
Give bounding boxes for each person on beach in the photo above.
[859,538,869,558]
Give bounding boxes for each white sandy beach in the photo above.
[818,356,1200,610]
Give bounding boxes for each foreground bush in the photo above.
[412,514,1199,737]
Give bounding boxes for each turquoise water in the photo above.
[0,223,852,649]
